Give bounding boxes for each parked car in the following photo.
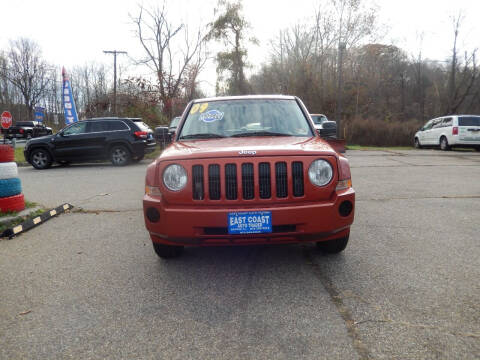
[143,95,355,258]
[310,114,328,129]
[24,117,156,169]
[2,121,52,139]
[311,114,337,138]
[414,115,480,150]
[168,116,181,134]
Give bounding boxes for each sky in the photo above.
[1,0,479,96]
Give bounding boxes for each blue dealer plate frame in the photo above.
[228,211,272,234]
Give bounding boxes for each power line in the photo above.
[103,50,127,115]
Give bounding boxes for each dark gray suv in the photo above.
[24,118,156,169]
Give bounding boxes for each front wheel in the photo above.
[440,136,450,151]
[30,148,52,169]
[152,243,184,259]
[414,137,422,149]
[110,145,131,166]
[316,235,349,254]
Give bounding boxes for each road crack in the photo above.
[303,248,372,360]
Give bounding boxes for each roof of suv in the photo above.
[86,117,142,121]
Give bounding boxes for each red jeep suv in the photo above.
[143,95,355,258]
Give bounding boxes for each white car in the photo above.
[414,115,480,151]
[310,114,329,131]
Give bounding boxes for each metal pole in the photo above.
[113,53,117,114]
[335,42,345,139]
[103,50,127,116]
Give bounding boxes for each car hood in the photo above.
[26,134,55,144]
[158,136,337,161]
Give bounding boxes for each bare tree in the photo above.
[131,3,207,118]
[445,13,478,114]
[3,38,52,119]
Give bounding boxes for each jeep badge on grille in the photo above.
[238,150,256,155]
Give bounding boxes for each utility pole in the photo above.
[335,42,346,139]
[103,50,127,115]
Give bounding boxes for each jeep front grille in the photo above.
[192,161,305,200]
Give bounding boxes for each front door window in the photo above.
[63,122,87,135]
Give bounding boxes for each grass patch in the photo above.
[0,200,37,218]
[25,201,37,208]
[347,145,414,151]
[14,147,26,164]
[144,147,163,160]
[0,208,44,235]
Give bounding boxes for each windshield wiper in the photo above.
[231,131,293,137]
[179,133,226,140]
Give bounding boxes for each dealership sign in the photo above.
[62,67,79,125]
[34,107,45,122]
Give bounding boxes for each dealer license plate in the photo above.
[228,211,272,234]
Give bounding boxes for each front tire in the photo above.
[152,243,184,259]
[440,136,450,151]
[30,148,52,169]
[414,137,422,149]
[110,145,131,166]
[316,235,349,254]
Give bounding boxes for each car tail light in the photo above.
[19,129,24,134]
[134,131,148,139]
[452,127,458,135]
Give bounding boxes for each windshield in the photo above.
[133,120,151,131]
[311,115,328,125]
[178,99,313,140]
[16,122,34,127]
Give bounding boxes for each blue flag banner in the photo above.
[62,67,79,125]
[34,106,45,122]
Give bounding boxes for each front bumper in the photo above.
[143,188,355,246]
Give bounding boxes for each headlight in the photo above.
[308,159,333,186]
[163,164,187,191]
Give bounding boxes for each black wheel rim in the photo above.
[32,151,48,168]
[112,148,127,164]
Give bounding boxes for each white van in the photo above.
[414,115,480,150]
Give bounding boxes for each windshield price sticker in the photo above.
[228,211,272,234]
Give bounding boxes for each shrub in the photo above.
[343,118,422,147]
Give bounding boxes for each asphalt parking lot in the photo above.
[1,149,479,359]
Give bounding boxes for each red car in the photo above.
[143,95,355,258]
